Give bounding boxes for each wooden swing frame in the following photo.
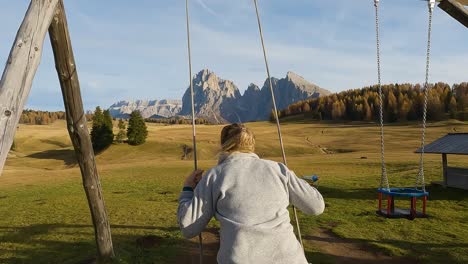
[0,0,466,261]
[0,0,114,260]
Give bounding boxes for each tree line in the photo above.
[273,82,468,122]
[19,110,66,125]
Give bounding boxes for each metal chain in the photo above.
[416,2,434,192]
[185,0,203,262]
[374,0,389,191]
[252,0,304,249]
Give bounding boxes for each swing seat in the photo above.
[376,188,429,220]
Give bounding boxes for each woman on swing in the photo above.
[177,123,325,264]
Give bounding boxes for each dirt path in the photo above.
[175,228,219,264]
[304,229,416,264]
[176,228,416,264]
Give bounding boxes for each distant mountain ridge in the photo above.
[109,99,182,119]
[108,69,331,123]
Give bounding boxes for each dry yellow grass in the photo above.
[1,119,467,263]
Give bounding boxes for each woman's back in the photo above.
[178,152,325,264]
[214,153,290,225]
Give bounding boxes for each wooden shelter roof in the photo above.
[416,133,468,155]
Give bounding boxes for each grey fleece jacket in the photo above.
[177,152,325,264]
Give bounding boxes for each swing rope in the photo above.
[252,0,304,249]
[373,0,390,191]
[416,0,435,192]
[374,0,435,192]
[184,0,203,262]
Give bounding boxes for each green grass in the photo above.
[1,120,467,263]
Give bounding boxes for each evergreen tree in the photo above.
[102,110,114,146]
[90,107,114,152]
[103,110,113,131]
[127,111,148,145]
[91,106,103,150]
[116,119,127,143]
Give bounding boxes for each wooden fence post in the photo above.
[0,0,60,175]
[48,0,115,260]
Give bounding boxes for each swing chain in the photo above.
[252,0,304,250]
[374,0,389,191]
[416,1,434,192]
[185,0,203,262]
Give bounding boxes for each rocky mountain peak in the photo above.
[194,69,217,89]
[246,83,260,92]
[180,69,242,123]
[286,71,307,84]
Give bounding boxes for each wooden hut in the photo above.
[417,133,468,190]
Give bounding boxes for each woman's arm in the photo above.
[177,170,214,238]
[287,169,325,215]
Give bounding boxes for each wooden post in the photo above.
[442,153,448,186]
[48,1,115,260]
[0,0,60,175]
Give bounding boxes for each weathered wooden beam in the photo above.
[48,0,115,260]
[455,0,468,6]
[0,0,60,175]
[438,0,468,28]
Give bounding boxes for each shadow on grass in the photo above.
[0,224,218,264]
[0,223,466,263]
[27,149,77,167]
[40,139,70,148]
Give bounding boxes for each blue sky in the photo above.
[1,0,467,111]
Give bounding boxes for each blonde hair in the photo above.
[220,123,255,154]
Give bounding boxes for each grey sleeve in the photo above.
[177,172,214,239]
[287,170,325,215]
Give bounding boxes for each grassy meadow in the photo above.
[1,119,467,263]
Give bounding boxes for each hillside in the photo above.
[280,82,468,122]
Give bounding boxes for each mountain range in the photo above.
[109,69,331,123]
[108,99,182,119]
